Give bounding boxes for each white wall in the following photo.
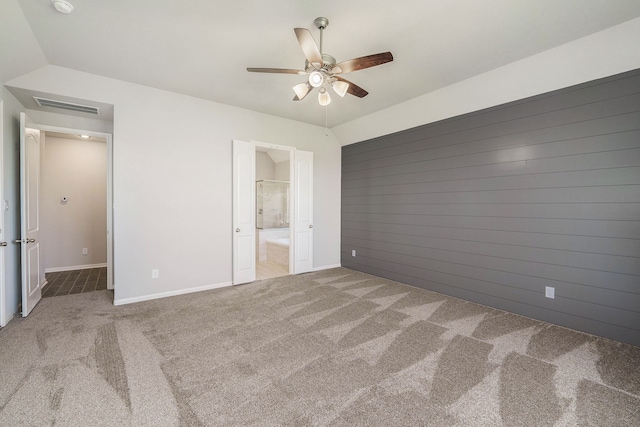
[333,17,640,145]
[255,152,275,181]
[42,135,107,270]
[0,0,47,83]
[6,16,637,309]
[0,81,23,325]
[6,66,342,304]
[275,160,290,181]
[26,109,113,134]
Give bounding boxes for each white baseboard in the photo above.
[113,281,233,306]
[311,264,342,271]
[45,263,107,273]
[0,312,14,328]
[113,265,342,307]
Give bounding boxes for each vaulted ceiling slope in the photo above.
[2,0,640,128]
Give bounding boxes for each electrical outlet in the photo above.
[82,248,88,255]
[152,269,159,279]
[352,249,356,257]
[545,286,555,299]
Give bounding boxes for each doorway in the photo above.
[41,131,109,296]
[255,147,291,280]
[33,124,113,295]
[232,140,313,285]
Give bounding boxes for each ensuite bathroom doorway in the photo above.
[255,147,291,280]
[233,139,313,285]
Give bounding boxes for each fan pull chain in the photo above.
[325,105,328,136]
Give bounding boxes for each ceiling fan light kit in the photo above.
[332,80,349,97]
[247,17,393,107]
[318,87,331,106]
[293,82,311,100]
[308,70,324,88]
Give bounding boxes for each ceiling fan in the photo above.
[247,17,393,106]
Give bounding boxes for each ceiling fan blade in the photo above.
[294,28,323,66]
[332,52,393,74]
[247,67,306,75]
[334,76,368,98]
[293,92,311,101]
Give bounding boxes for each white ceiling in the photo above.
[8,0,640,127]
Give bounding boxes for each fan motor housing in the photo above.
[305,54,336,72]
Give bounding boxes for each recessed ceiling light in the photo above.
[51,0,74,14]
[78,135,91,139]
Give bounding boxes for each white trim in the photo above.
[105,133,113,290]
[45,263,107,273]
[0,100,5,327]
[113,281,233,306]
[1,313,14,328]
[32,123,114,290]
[250,140,296,152]
[114,266,340,307]
[311,264,341,272]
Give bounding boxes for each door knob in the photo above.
[309,225,313,228]
[0,242,7,247]
[236,228,240,232]
[13,238,36,243]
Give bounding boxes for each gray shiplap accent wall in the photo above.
[341,69,640,346]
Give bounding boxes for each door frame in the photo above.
[232,139,314,284]
[252,140,296,274]
[33,124,114,290]
[232,140,298,285]
[0,100,5,325]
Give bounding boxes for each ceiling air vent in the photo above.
[33,96,100,115]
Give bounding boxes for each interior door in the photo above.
[232,140,256,284]
[294,150,313,274]
[19,112,43,316]
[0,101,5,327]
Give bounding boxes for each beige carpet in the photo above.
[0,267,638,426]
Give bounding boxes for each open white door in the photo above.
[294,150,313,274]
[0,101,5,327]
[232,140,256,284]
[19,112,43,316]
